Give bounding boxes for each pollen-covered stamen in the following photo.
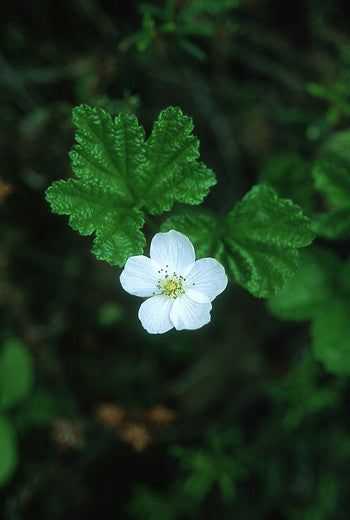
[156,271,185,299]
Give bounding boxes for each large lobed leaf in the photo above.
[46,105,215,265]
[162,186,314,299]
[222,185,314,298]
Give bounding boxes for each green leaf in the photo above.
[267,248,341,321]
[0,338,33,412]
[222,185,315,298]
[161,209,223,258]
[46,179,145,266]
[311,299,350,375]
[70,105,145,202]
[46,105,215,265]
[142,106,215,214]
[0,416,18,485]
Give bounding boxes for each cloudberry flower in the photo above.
[120,230,227,334]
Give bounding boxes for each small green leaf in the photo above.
[142,107,216,214]
[0,338,33,412]
[161,209,223,258]
[311,299,350,375]
[222,185,315,298]
[0,416,18,485]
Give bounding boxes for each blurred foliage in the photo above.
[119,0,239,60]
[0,338,33,485]
[2,0,350,519]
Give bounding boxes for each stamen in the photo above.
[158,271,184,299]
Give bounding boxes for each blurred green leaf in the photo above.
[0,338,33,412]
[170,428,246,502]
[268,248,340,321]
[313,161,350,207]
[313,207,350,239]
[311,300,350,375]
[312,130,350,239]
[266,352,341,431]
[0,416,18,486]
[98,303,124,328]
[14,389,59,432]
[318,129,350,168]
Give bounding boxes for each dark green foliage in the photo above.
[0,339,33,485]
[0,417,18,486]
[259,153,315,213]
[312,301,350,375]
[0,338,33,412]
[269,247,350,375]
[170,428,246,502]
[268,247,339,321]
[307,73,350,125]
[265,352,342,431]
[120,0,239,60]
[312,130,350,239]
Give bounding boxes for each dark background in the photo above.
[1,1,350,518]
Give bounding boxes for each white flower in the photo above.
[120,230,228,334]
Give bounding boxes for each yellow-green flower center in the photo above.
[160,278,184,298]
[155,266,185,299]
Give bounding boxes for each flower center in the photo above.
[156,267,185,299]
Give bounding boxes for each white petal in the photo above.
[150,230,195,276]
[120,256,161,297]
[138,295,174,334]
[185,258,228,303]
[170,294,212,331]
